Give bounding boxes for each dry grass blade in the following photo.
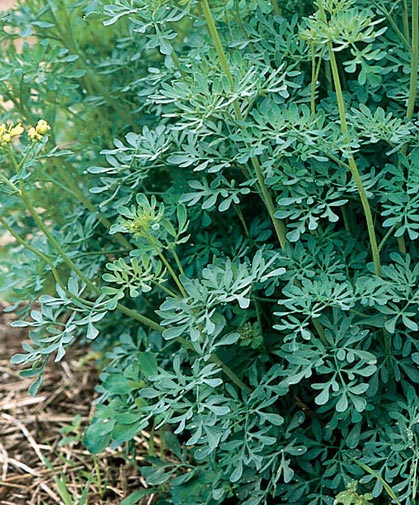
[1,412,46,463]
[0,304,152,504]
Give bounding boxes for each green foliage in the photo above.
[1,0,419,504]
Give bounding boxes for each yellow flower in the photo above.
[27,119,50,142]
[28,126,42,142]
[0,120,49,146]
[35,119,50,135]
[10,123,24,137]
[0,122,26,147]
[2,132,11,143]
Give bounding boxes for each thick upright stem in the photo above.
[310,45,317,114]
[317,2,381,276]
[199,0,287,250]
[403,0,411,44]
[328,48,381,275]
[406,0,418,120]
[200,0,241,119]
[395,0,418,254]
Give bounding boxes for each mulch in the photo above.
[0,303,155,504]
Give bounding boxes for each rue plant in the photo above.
[1,0,419,504]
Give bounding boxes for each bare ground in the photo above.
[0,1,16,11]
[0,304,154,504]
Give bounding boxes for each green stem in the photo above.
[310,45,326,114]
[318,1,381,276]
[341,206,352,236]
[151,279,180,299]
[370,0,410,51]
[403,0,410,44]
[324,59,332,91]
[0,172,19,193]
[210,352,251,393]
[200,0,242,119]
[0,216,66,290]
[199,0,287,250]
[74,249,128,258]
[397,235,407,254]
[46,0,138,131]
[250,157,287,250]
[19,185,100,291]
[169,48,187,78]
[0,216,105,314]
[147,234,188,298]
[394,0,418,253]
[352,459,401,505]
[271,0,282,16]
[234,205,250,236]
[52,162,132,250]
[170,248,186,277]
[378,223,397,252]
[406,0,418,120]
[310,44,317,114]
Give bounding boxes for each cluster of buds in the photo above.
[0,123,24,146]
[0,119,51,148]
[28,119,51,142]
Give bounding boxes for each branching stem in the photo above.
[4,147,163,331]
[317,1,381,276]
[199,0,287,250]
[3,210,248,389]
[310,45,326,114]
[370,0,410,50]
[0,216,65,292]
[406,0,418,121]
[210,353,251,393]
[146,234,188,298]
[170,248,186,277]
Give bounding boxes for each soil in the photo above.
[0,1,16,10]
[0,304,152,504]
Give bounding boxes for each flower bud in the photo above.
[35,119,51,135]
